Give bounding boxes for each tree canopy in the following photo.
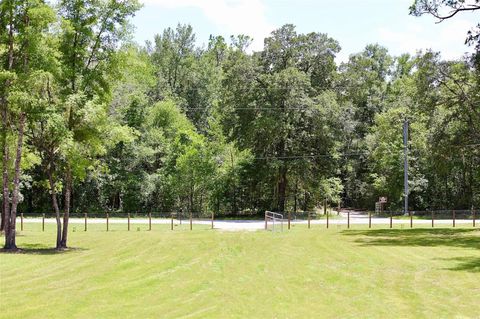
[1,0,479,249]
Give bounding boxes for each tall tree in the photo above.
[1,0,55,249]
[222,25,341,213]
[33,0,141,249]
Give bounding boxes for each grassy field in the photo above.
[1,223,479,319]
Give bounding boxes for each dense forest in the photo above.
[1,0,479,248]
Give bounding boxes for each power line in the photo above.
[253,152,368,160]
[183,107,314,110]
[458,143,480,148]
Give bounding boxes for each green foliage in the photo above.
[2,1,477,217]
[318,177,344,204]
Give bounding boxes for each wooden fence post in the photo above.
[171,213,174,230]
[473,209,476,228]
[264,212,267,230]
[106,213,109,231]
[410,211,413,228]
[326,211,329,229]
[20,213,23,231]
[189,213,192,231]
[389,211,393,229]
[308,212,311,229]
[369,212,372,229]
[84,213,87,231]
[128,213,130,231]
[432,211,435,228]
[452,210,455,228]
[149,212,152,231]
[288,211,291,230]
[211,212,214,229]
[42,213,45,232]
[347,211,350,229]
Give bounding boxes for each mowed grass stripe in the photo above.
[1,223,479,318]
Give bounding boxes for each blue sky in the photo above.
[132,0,478,62]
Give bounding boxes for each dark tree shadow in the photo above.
[342,228,480,250]
[341,228,480,272]
[438,257,480,272]
[0,243,87,255]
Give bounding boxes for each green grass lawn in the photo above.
[1,223,479,318]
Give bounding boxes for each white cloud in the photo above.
[143,0,275,51]
[377,18,474,60]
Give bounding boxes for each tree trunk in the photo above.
[293,178,298,213]
[7,3,14,70]
[277,165,287,213]
[60,167,72,248]
[230,149,237,214]
[303,190,309,212]
[0,120,8,232]
[5,113,25,249]
[2,109,10,244]
[1,108,8,233]
[1,201,4,232]
[0,115,5,232]
[189,183,194,215]
[48,166,62,249]
[1,3,14,235]
[23,7,29,72]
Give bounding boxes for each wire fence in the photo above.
[13,209,479,232]
[375,210,476,219]
[16,211,214,219]
[15,211,216,232]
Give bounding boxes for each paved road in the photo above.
[18,215,476,231]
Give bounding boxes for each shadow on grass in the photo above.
[342,228,480,249]
[0,243,87,255]
[342,228,480,272]
[439,257,480,272]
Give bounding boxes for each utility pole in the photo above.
[403,119,409,217]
